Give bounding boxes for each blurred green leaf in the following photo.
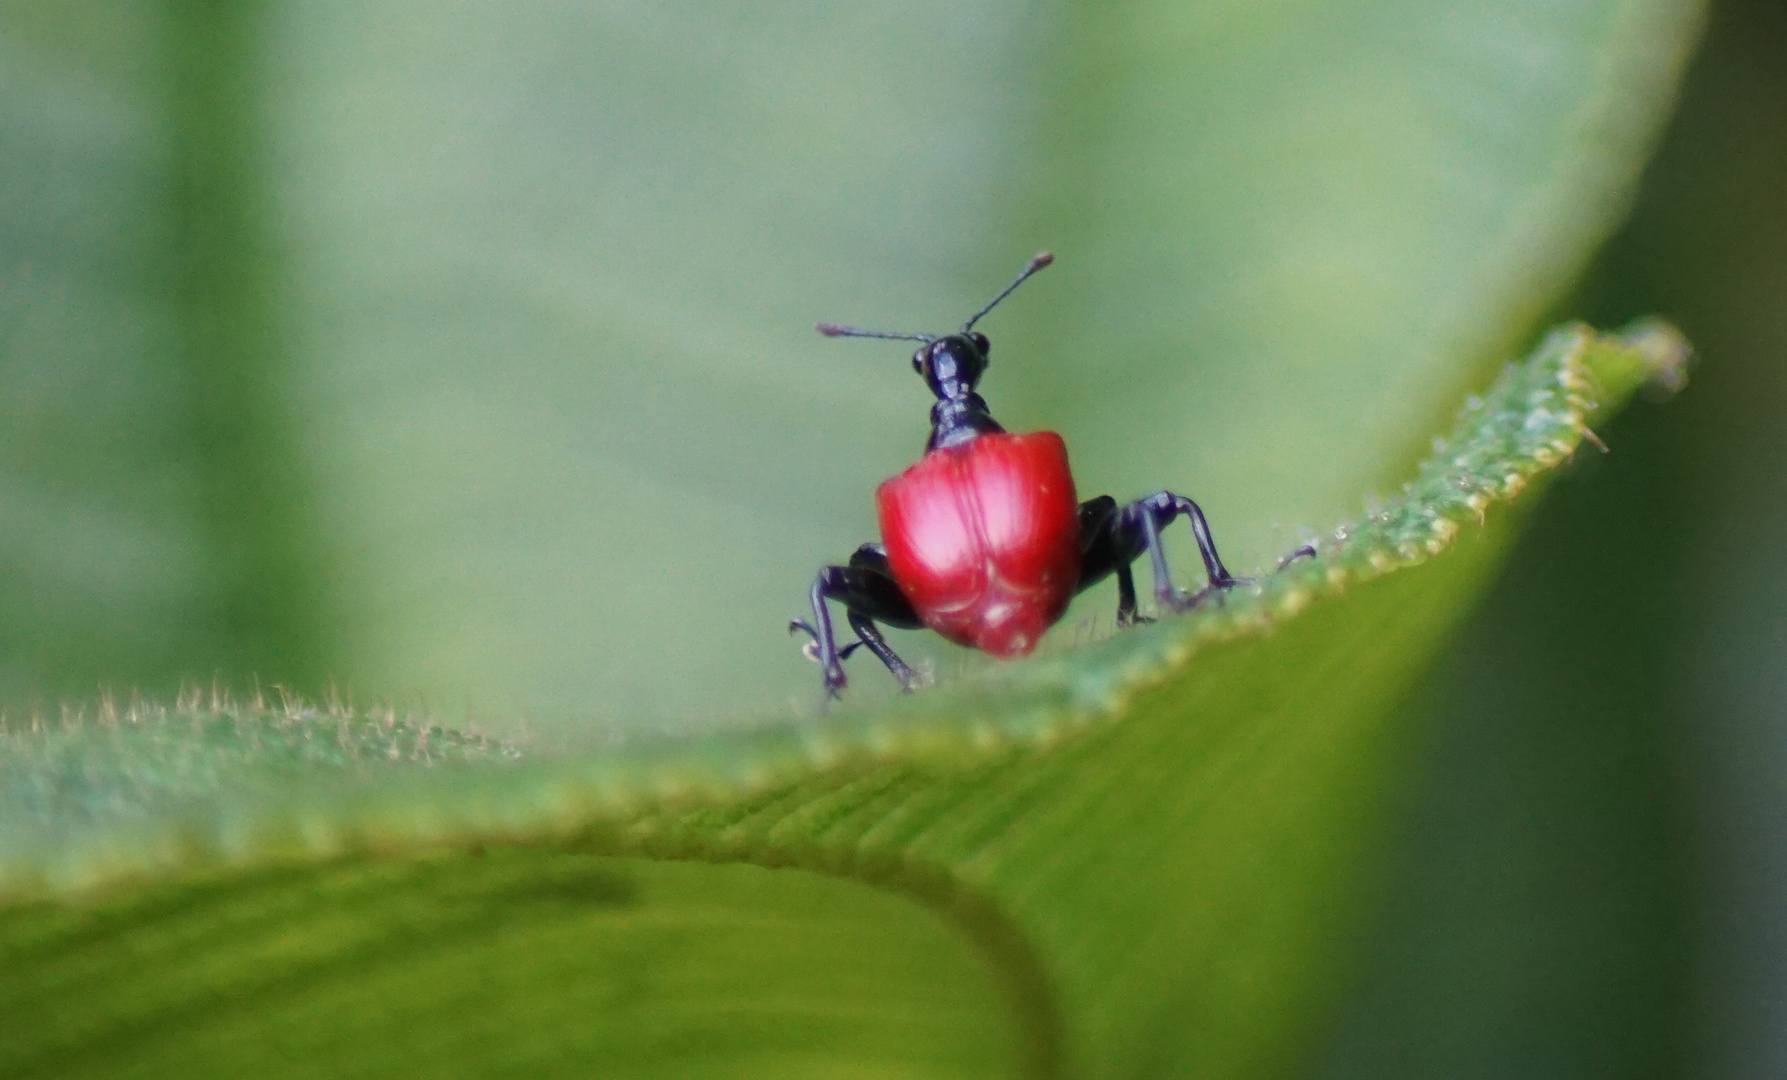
[0,0,1703,731]
[0,325,1689,1078]
[1323,2,1787,1071]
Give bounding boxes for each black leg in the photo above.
[1139,491,1246,611]
[847,611,919,691]
[1075,494,1122,593]
[788,619,864,662]
[793,546,923,699]
[1153,493,1240,589]
[1114,563,1149,627]
[799,568,852,696]
[1076,490,1247,619]
[1277,543,1317,570]
[1078,494,1140,626]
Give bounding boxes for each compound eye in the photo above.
[911,348,926,375]
[970,332,990,358]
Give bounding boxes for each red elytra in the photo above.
[876,430,1080,656]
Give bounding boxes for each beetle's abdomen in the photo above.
[877,431,1080,657]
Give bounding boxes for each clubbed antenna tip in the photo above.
[961,250,1056,332]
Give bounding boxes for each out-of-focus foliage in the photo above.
[0,0,1701,734]
[1320,2,1787,1077]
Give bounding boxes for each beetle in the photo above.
[791,252,1303,698]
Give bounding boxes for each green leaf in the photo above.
[0,324,1689,1079]
[0,0,1704,728]
[0,0,1711,1074]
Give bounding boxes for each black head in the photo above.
[816,251,1053,405]
[911,332,991,400]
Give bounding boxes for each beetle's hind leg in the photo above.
[1077,494,1324,625]
[793,543,924,699]
[1075,495,1150,627]
[1076,491,1250,618]
[1112,563,1149,627]
[1134,491,1248,611]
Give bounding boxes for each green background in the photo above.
[0,0,1699,729]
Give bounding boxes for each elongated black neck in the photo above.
[928,392,1003,451]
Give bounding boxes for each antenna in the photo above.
[815,251,1055,342]
[814,323,934,342]
[961,251,1053,332]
